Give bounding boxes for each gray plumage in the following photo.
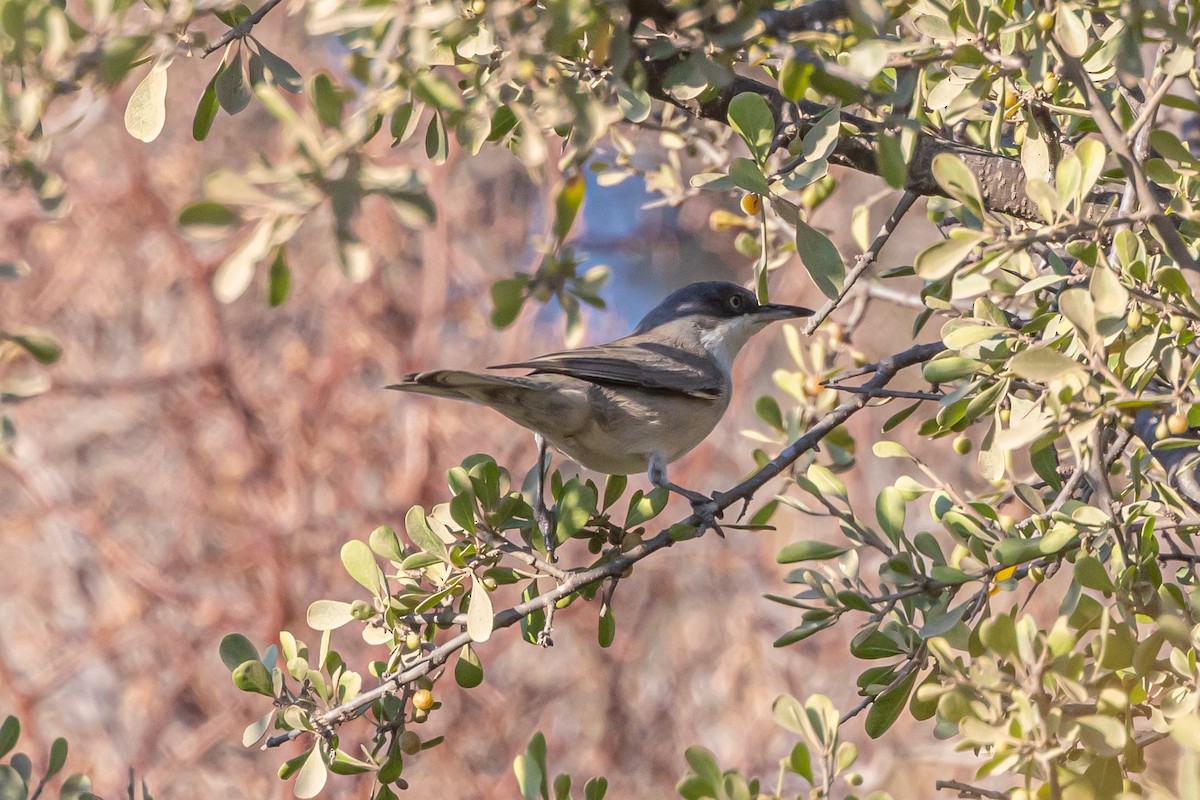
[388,281,813,478]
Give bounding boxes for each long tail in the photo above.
[386,370,538,404]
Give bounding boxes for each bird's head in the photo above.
[632,281,815,371]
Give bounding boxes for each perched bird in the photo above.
[388,281,813,542]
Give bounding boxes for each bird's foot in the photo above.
[689,496,725,538]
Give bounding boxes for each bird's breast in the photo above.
[545,383,729,475]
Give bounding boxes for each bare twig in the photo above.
[202,0,287,56]
[839,647,925,724]
[936,779,1008,800]
[803,191,918,335]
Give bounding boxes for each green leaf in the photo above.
[876,133,907,188]
[875,486,905,541]
[340,540,382,594]
[467,580,494,642]
[779,58,813,102]
[1074,555,1113,593]
[0,717,18,760]
[0,766,26,800]
[391,101,421,143]
[727,157,770,194]
[425,112,448,165]
[177,201,239,239]
[602,474,627,510]
[490,278,526,327]
[777,540,848,563]
[58,773,93,800]
[727,92,774,164]
[914,234,983,279]
[771,694,806,736]
[10,333,61,364]
[255,42,302,92]
[219,633,258,671]
[310,72,342,126]
[865,670,917,738]
[193,68,220,141]
[1009,347,1083,381]
[293,746,328,799]
[583,777,607,800]
[267,247,289,307]
[124,66,168,142]
[404,506,450,562]
[553,175,585,241]
[922,356,981,383]
[232,659,274,696]
[215,51,250,114]
[455,644,484,688]
[1055,7,1089,58]
[213,218,272,303]
[306,599,354,630]
[931,153,983,219]
[598,605,615,648]
[45,737,67,780]
[794,219,844,299]
[800,104,841,162]
[788,742,813,783]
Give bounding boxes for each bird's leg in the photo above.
[647,453,724,537]
[533,433,557,561]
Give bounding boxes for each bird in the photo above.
[388,281,814,548]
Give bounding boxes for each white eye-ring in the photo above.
[729,295,744,310]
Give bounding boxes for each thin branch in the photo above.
[803,191,918,335]
[822,383,943,402]
[202,0,287,56]
[478,529,570,582]
[1052,42,1198,270]
[263,340,947,748]
[935,779,1008,800]
[839,647,924,724]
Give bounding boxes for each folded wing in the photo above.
[491,338,723,399]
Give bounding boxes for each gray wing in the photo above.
[490,338,723,399]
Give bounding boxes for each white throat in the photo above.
[699,316,757,376]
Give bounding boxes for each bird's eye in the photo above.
[729,295,744,310]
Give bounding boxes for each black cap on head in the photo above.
[633,281,813,334]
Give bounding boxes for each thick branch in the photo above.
[640,58,1121,225]
[760,0,849,37]
[263,341,946,748]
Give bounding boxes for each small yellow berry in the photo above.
[1167,413,1189,435]
[1036,11,1055,32]
[405,632,421,651]
[1170,314,1188,333]
[740,193,763,215]
[999,408,1011,424]
[1155,420,1170,440]
[952,435,972,455]
[1126,308,1142,329]
[412,689,434,711]
[803,375,823,398]
[1041,73,1059,94]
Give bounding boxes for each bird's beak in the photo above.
[754,303,816,322]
